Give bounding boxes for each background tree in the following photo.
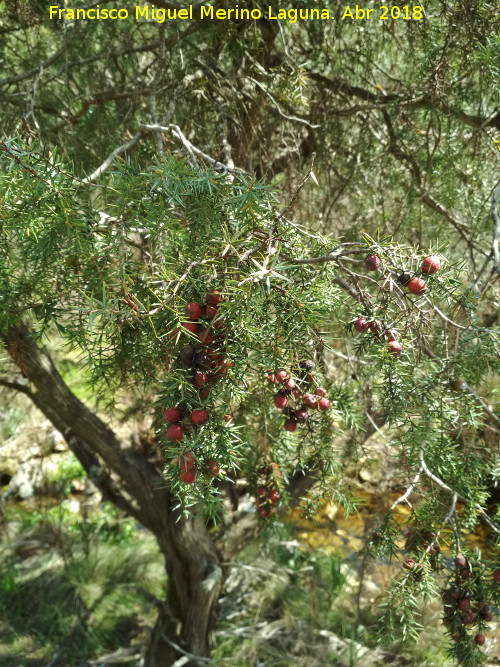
[1,1,500,665]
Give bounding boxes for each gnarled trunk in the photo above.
[4,324,223,665]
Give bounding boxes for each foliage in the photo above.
[1,0,500,664]
[0,503,163,666]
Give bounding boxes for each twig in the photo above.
[143,259,213,317]
[82,132,143,184]
[147,124,248,174]
[276,154,317,223]
[161,631,215,666]
[491,184,500,268]
[419,445,500,534]
[422,296,469,330]
[245,76,320,129]
[458,380,500,426]
[83,124,248,183]
[0,376,32,397]
[0,25,80,88]
[389,467,423,511]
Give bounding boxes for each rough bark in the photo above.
[4,324,223,666]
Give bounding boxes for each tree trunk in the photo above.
[4,324,223,665]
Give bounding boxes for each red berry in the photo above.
[206,459,219,477]
[463,612,476,625]
[284,378,296,390]
[166,424,184,442]
[177,451,195,472]
[180,321,199,335]
[164,407,182,424]
[318,397,331,411]
[474,634,485,646]
[421,255,440,274]
[369,319,384,334]
[212,357,233,378]
[277,369,289,382]
[387,341,403,357]
[284,419,297,432]
[199,330,215,346]
[454,555,467,569]
[386,329,399,342]
[403,558,415,570]
[315,387,327,397]
[205,289,221,307]
[214,318,225,330]
[180,469,196,484]
[408,276,427,295]
[267,462,283,479]
[460,568,471,580]
[274,394,288,409]
[257,505,270,518]
[303,394,319,409]
[354,316,371,333]
[256,485,268,498]
[205,305,218,318]
[193,371,207,387]
[269,489,280,505]
[493,570,500,583]
[199,388,210,400]
[185,302,203,320]
[459,599,470,612]
[295,406,309,422]
[207,348,223,362]
[365,254,381,271]
[267,373,279,384]
[191,408,209,426]
[292,388,302,400]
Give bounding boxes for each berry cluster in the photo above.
[255,463,283,518]
[172,289,233,392]
[174,450,219,485]
[165,289,232,483]
[353,315,402,357]
[441,555,491,646]
[353,253,442,358]
[267,360,331,432]
[365,252,441,294]
[401,528,442,583]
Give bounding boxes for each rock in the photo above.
[48,429,66,453]
[4,463,35,499]
[359,469,372,482]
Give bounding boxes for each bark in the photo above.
[4,324,223,666]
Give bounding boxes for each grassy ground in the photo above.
[1,490,455,666]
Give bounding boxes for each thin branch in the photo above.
[82,132,143,184]
[0,25,80,88]
[168,124,248,173]
[422,297,470,330]
[0,376,32,397]
[419,445,500,534]
[245,76,320,129]
[83,124,248,184]
[390,467,423,511]
[161,631,215,666]
[458,380,500,426]
[491,184,500,267]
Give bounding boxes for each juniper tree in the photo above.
[1,1,500,665]
[0,136,498,665]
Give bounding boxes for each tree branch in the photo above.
[0,25,80,88]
